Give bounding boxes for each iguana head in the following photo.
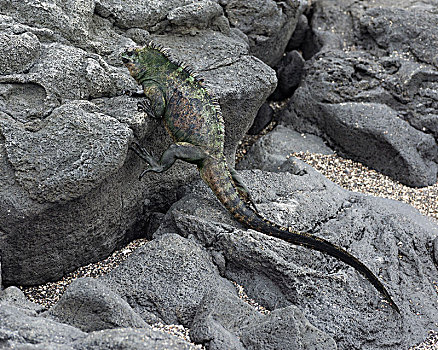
[121,45,173,84]
[121,47,143,81]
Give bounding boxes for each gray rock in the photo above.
[0,32,41,74]
[0,81,56,122]
[0,42,126,101]
[286,14,309,51]
[0,2,276,286]
[0,0,94,45]
[191,289,336,350]
[190,290,251,350]
[95,0,302,66]
[281,0,438,187]
[99,233,236,327]
[0,301,195,349]
[166,1,227,34]
[238,125,333,172]
[209,54,276,164]
[0,101,132,203]
[0,286,45,313]
[162,169,438,350]
[0,14,58,43]
[359,7,438,68]
[73,327,198,350]
[0,99,143,285]
[270,50,305,101]
[222,0,303,66]
[92,95,152,141]
[0,118,147,286]
[45,277,147,332]
[309,0,359,49]
[434,236,438,264]
[241,306,336,350]
[94,0,190,30]
[288,49,438,186]
[0,304,86,348]
[309,1,438,56]
[281,306,337,350]
[6,344,76,350]
[299,99,436,186]
[247,102,274,135]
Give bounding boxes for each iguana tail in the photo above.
[199,158,400,313]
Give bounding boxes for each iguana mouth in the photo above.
[123,62,138,78]
[121,56,131,64]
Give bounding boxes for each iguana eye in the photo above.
[125,48,136,56]
[121,48,137,64]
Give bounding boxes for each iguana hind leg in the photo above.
[229,168,259,213]
[130,141,160,168]
[131,141,208,179]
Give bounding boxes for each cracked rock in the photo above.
[191,289,336,350]
[0,0,278,287]
[222,0,303,66]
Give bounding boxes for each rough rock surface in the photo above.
[0,286,45,313]
[157,168,438,350]
[73,328,198,350]
[190,289,336,350]
[0,302,197,349]
[270,50,305,101]
[247,102,274,135]
[99,233,237,327]
[1,1,437,350]
[45,277,147,332]
[0,32,41,74]
[0,284,197,349]
[238,124,334,171]
[0,160,437,349]
[0,303,86,348]
[0,101,132,203]
[280,0,438,186]
[220,0,303,66]
[0,0,279,285]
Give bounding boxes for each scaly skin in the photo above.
[121,43,400,313]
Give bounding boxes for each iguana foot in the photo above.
[230,168,259,213]
[131,141,208,179]
[130,141,160,168]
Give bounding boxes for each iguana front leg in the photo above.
[138,83,166,119]
[131,141,208,179]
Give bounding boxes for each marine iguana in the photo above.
[121,43,400,313]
